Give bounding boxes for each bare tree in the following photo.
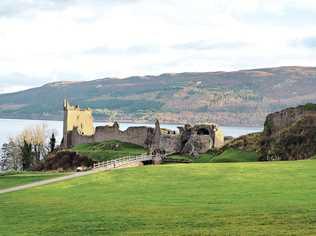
[16,124,49,164]
[0,143,9,171]
[32,125,46,162]
[1,124,51,171]
[1,140,23,171]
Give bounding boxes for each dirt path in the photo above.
[0,168,107,195]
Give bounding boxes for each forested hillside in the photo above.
[0,66,315,126]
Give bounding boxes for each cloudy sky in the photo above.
[0,0,316,93]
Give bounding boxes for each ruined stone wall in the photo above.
[68,124,154,148]
[189,123,224,150]
[62,101,225,154]
[160,134,181,153]
[264,106,316,136]
[181,135,212,155]
[67,122,225,154]
[63,100,94,147]
[149,123,225,156]
[198,135,213,153]
[214,128,224,148]
[260,104,316,161]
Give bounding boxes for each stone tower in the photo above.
[63,100,95,147]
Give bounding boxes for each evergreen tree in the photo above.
[49,133,56,152]
[21,140,33,170]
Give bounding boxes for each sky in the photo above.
[0,0,316,93]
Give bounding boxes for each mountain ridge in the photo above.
[0,66,315,126]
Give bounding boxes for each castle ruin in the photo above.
[61,100,224,155]
[63,100,95,147]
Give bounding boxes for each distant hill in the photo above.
[0,66,315,126]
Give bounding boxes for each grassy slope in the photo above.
[211,149,258,162]
[70,140,147,161]
[168,148,259,163]
[0,172,66,190]
[1,161,316,235]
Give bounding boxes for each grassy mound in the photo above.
[0,172,66,190]
[167,148,258,163]
[193,152,218,163]
[211,148,258,163]
[71,140,147,161]
[1,161,316,235]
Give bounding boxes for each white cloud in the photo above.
[0,0,316,92]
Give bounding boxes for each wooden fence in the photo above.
[93,154,154,170]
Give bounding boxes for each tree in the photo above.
[49,133,56,152]
[21,140,33,170]
[1,141,23,171]
[17,124,48,164]
[0,143,9,171]
[2,124,53,171]
[29,125,46,162]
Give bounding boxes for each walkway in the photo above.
[0,168,106,195]
[0,154,155,195]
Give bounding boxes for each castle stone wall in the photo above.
[62,101,225,154]
[160,134,181,153]
[214,129,224,148]
[68,124,154,148]
[63,100,94,147]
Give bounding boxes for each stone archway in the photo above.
[197,128,210,135]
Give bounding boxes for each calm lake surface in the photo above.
[0,118,262,148]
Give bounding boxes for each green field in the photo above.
[0,172,67,190]
[1,160,316,235]
[168,148,259,163]
[70,140,147,161]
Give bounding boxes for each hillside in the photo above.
[0,66,316,126]
[1,162,316,235]
[223,104,316,161]
[71,140,147,162]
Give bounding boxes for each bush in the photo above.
[303,103,316,111]
[0,171,23,177]
[35,151,95,171]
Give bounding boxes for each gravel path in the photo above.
[0,168,107,195]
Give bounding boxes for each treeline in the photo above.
[0,125,57,171]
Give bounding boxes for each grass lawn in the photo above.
[167,148,258,163]
[211,148,258,162]
[70,140,147,161]
[0,172,67,190]
[1,161,316,235]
